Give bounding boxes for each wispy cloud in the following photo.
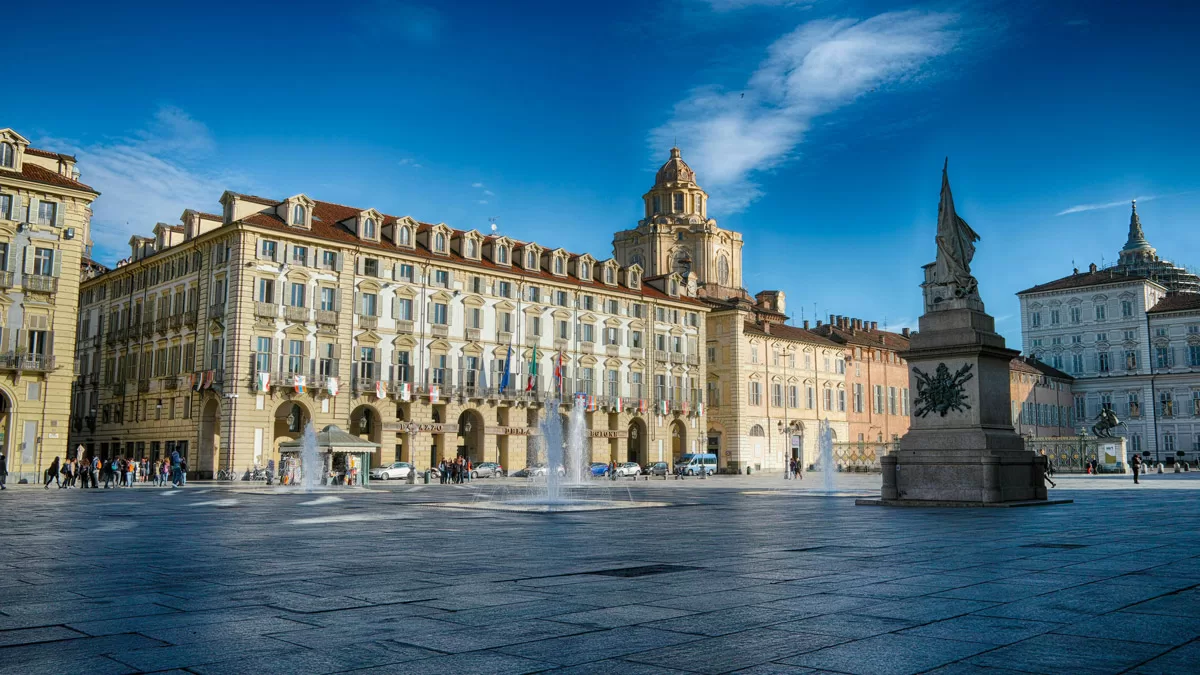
[652,11,960,212]
[471,182,485,188]
[353,1,441,43]
[1056,195,1152,216]
[1065,18,1089,27]
[477,200,489,205]
[37,106,246,263]
[704,0,813,10]
[482,189,494,196]
[397,158,423,168]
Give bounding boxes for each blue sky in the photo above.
[5,0,1199,345]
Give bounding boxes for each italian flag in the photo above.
[526,346,538,391]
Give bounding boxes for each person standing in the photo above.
[44,456,61,489]
[169,448,182,487]
[0,451,7,490]
[179,457,187,486]
[1131,452,1142,485]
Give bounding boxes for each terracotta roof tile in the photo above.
[742,321,842,347]
[242,199,702,306]
[808,323,910,351]
[0,162,97,193]
[1011,356,1073,381]
[198,212,222,221]
[25,147,75,161]
[1018,268,1154,294]
[1148,293,1200,314]
[234,192,279,206]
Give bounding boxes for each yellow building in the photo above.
[0,129,99,482]
[70,174,708,478]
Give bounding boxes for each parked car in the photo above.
[644,461,670,476]
[472,462,504,479]
[515,463,566,478]
[370,462,414,481]
[674,453,717,476]
[615,462,641,477]
[589,462,611,477]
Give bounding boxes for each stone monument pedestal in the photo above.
[861,307,1066,507]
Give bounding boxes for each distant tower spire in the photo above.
[1119,199,1156,265]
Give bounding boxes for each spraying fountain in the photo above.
[818,418,836,493]
[300,422,321,492]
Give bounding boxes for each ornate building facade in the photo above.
[1019,203,1200,463]
[0,129,99,482]
[70,179,708,477]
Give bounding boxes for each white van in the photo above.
[674,453,717,476]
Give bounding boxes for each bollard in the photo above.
[424,470,430,484]
[747,465,752,475]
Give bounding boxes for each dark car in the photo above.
[644,461,670,476]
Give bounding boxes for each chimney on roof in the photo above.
[871,321,878,331]
[816,320,823,327]
[762,321,771,334]
[1089,262,1097,273]
[1073,267,1079,275]
[902,327,910,338]
[803,320,810,329]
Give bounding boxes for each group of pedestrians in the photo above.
[787,458,804,480]
[42,450,188,489]
[437,457,472,484]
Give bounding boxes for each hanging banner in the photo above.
[398,382,412,402]
[327,377,339,397]
[659,400,669,416]
[430,385,440,403]
[638,399,647,414]
[294,375,307,395]
[376,380,387,400]
[256,372,270,393]
[614,397,624,413]
[587,395,596,412]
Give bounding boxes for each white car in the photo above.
[371,462,413,481]
[615,462,642,477]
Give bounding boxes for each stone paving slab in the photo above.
[0,473,1197,674]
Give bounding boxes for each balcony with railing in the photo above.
[654,349,669,363]
[316,309,338,326]
[357,314,378,331]
[163,376,179,390]
[686,354,700,366]
[670,352,685,365]
[255,302,279,319]
[284,305,310,323]
[466,328,482,342]
[110,382,125,397]
[22,274,57,293]
[352,367,382,394]
[0,352,55,372]
[156,317,169,333]
[0,270,12,288]
[169,314,183,330]
[184,309,199,327]
[138,379,151,393]
[208,302,226,318]
[431,324,449,338]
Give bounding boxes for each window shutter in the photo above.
[356,257,363,276]
[355,291,362,315]
[26,198,39,224]
[3,245,11,273]
[392,296,400,319]
[22,247,33,274]
[54,203,65,228]
[51,250,61,278]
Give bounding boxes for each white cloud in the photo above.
[397,158,423,168]
[652,11,960,212]
[1056,196,1153,216]
[704,0,813,11]
[477,200,489,205]
[482,189,495,196]
[471,182,485,188]
[37,106,246,263]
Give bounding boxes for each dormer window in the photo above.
[526,251,537,269]
[0,143,12,168]
[605,267,614,285]
[291,204,306,225]
[670,278,679,295]
[363,218,377,239]
[579,263,590,281]
[399,226,411,246]
[554,257,565,275]
[497,246,508,264]
[629,270,640,289]
[466,239,478,258]
[435,232,447,253]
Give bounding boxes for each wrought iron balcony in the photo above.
[156,317,169,333]
[142,322,156,338]
[169,315,183,330]
[0,352,54,371]
[22,274,57,293]
[138,379,151,393]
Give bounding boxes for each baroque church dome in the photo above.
[655,147,696,185]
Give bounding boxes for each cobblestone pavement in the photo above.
[0,473,1197,674]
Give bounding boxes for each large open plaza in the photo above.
[0,473,1197,674]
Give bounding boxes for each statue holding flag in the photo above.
[924,159,984,313]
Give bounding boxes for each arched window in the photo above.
[579,264,589,280]
[605,267,614,284]
[717,256,730,285]
[435,232,446,252]
[554,256,564,275]
[466,240,477,258]
[694,194,702,214]
[497,246,508,264]
[526,251,537,269]
[363,218,376,239]
[629,271,640,288]
[0,142,12,168]
[291,204,306,225]
[399,226,411,246]
[749,424,765,437]
[652,196,661,214]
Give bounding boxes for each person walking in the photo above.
[44,456,61,489]
[179,457,187,486]
[1131,452,1142,484]
[0,451,7,490]
[169,448,182,487]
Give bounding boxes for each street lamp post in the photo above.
[777,419,800,478]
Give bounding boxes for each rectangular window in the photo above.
[261,240,277,260]
[37,201,57,226]
[398,263,414,281]
[631,330,642,349]
[888,386,898,415]
[838,389,846,412]
[320,287,336,311]
[558,320,569,340]
[1190,345,1200,367]
[824,388,833,411]
[361,293,378,317]
[433,303,448,325]
[853,383,863,413]
[254,337,272,373]
[605,327,619,345]
[1121,300,1133,317]
[788,386,798,408]
[32,247,53,276]
[1098,352,1111,372]
[289,282,306,307]
[1156,346,1170,368]
[1050,309,1060,325]
[287,340,304,374]
[1072,353,1084,373]
[555,290,568,307]
[748,381,761,406]
[434,270,449,287]
[292,245,307,265]
[902,388,910,415]
[397,298,413,321]
[1030,312,1041,328]
[318,343,335,377]
[0,194,11,220]
[874,385,885,414]
[1070,307,1081,323]
[1095,304,1106,321]
[498,281,511,298]
[632,372,644,399]
[527,286,540,303]
[530,316,542,336]
[469,307,481,329]
[471,276,483,294]
[806,386,814,409]
[322,250,337,269]
[363,258,380,277]
[772,384,783,407]
[358,347,377,380]
[394,350,411,382]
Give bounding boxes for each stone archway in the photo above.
[456,409,485,464]
[670,418,687,462]
[706,423,724,471]
[627,417,647,466]
[273,400,312,465]
[350,404,384,468]
[197,398,221,479]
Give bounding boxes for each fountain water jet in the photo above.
[818,418,836,493]
[300,422,322,492]
[565,399,588,483]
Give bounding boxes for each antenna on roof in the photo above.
[488,217,499,234]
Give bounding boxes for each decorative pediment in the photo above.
[425,223,453,255]
[385,216,419,248]
[279,194,316,229]
[486,236,513,266]
[391,335,417,348]
[355,329,383,344]
[428,338,451,352]
[495,300,515,312]
[455,229,484,260]
[283,324,308,338]
[545,248,569,276]
[431,290,453,303]
[343,208,383,242]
